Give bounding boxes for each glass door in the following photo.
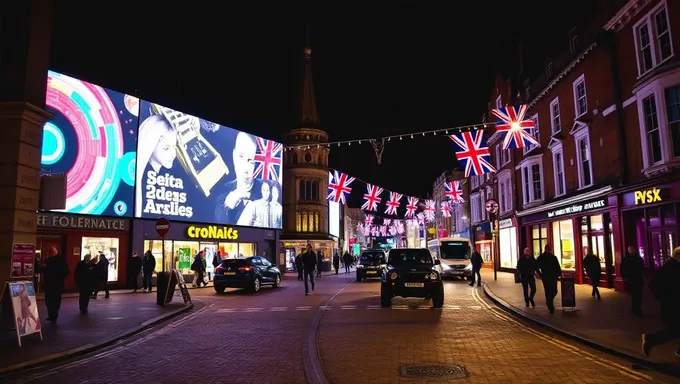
[650,231,665,270]
[665,230,677,266]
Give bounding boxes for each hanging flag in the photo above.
[371,226,379,237]
[395,220,405,234]
[450,130,496,177]
[405,197,419,218]
[379,225,387,237]
[385,192,402,216]
[356,222,364,232]
[444,181,465,204]
[491,104,540,149]
[416,212,425,225]
[424,200,436,222]
[361,184,384,212]
[362,225,371,237]
[440,201,451,217]
[364,214,374,226]
[384,218,392,226]
[327,170,355,204]
[253,138,283,181]
[389,225,398,236]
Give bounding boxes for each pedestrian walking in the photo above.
[38,246,69,323]
[343,252,353,274]
[191,250,206,287]
[642,246,680,359]
[302,244,316,295]
[333,252,340,275]
[316,250,324,278]
[468,250,483,287]
[93,253,110,299]
[621,245,646,316]
[142,250,156,292]
[582,246,601,300]
[536,244,562,314]
[212,250,222,281]
[129,251,142,292]
[516,247,537,308]
[74,254,97,314]
[295,251,304,281]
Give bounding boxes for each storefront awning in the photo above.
[516,185,612,217]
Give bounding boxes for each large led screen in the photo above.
[329,200,340,237]
[43,71,139,216]
[135,101,283,229]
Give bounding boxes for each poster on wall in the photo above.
[43,71,139,216]
[2,281,42,346]
[134,102,283,229]
[11,244,36,279]
[81,237,119,282]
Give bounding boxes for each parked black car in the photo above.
[356,250,387,281]
[380,248,444,308]
[213,256,281,293]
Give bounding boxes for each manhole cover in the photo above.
[399,364,469,380]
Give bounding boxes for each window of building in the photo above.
[499,226,518,269]
[643,95,663,164]
[304,152,312,164]
[581,215,607,271]
[470,193,481,223]
[298,179,319,202]
[573,74,588,117]
[496,95,503,109]
[470,175,479,190]
[524,114,540,154]
[634,3,673,76]
[664,86,680,158]
[519,156,543,205]
[550,97,561,134]
[552,146,566,197]
[142,240,255,275]
[501,147,511,165]
[574,129,593,188]
[82,237,120,282]
[636,80,680,173]
[531,224,548,257]
[497,171,512,214]
[552,219,576,271]
[296,211,319,232]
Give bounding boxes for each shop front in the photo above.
[37,212,130,293]
[473,222,493,268]
[498,217,519,271]
[280,236,338,273]
[132,219,278,283]
[518,188,616,287]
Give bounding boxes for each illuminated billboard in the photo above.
[329,200,340,237]
[43,71,139,216]
[135,101,283,229]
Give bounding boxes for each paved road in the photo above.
[8,274,675,384]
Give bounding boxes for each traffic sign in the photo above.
[155,218,170,238]
[485,199,499,214]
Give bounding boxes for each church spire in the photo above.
[300,25,320,127]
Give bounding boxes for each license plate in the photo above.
[405,283,424,288]
[225,272,236,276]
[366,271,377,274]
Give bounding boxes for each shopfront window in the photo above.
[144,240,258,274]
[552,220,575,271]
[499,227,518,268]
[581,215,608,271]
[531,224,548,257]
[82,237,120,282]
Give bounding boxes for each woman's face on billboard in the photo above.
[152,131,178,169]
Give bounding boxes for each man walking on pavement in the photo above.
[517,247,537,308]
[643,246,680,359]
[582,246,601,300]
[93,253,110,299]
[302,244,316,295]
[333,252,340,275]
[129,251,142,292]
[536,244,562,314]
[74,254,97,314]
[316,250,324,278]
[468,249,484,287]
[621,245,646,316]
[142,250,156,292]
[343,251,353,274]
[295,250,303,281]
[39,246,69,323]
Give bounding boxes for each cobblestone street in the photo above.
[6,274,676,384]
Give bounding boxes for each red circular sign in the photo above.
[155,218,170,238]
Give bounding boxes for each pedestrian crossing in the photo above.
[214,304,487,313]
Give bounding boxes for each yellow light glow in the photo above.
[511,122,520,130]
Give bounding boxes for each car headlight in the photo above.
[430,272,438,280]
[464,264,472,270]
[439,263,451,270]
[357,265,364,269]
[389,272,398,280]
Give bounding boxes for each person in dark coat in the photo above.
[333,252,340,275]
[295,251,304,281]
[74,254,97,314]
[129,251,143,292]
[621,245,646,316]
[316,250,324,278]
[39,246,69,323]
[212,251,222,281]
[142,250,156,292]
[343,252,353,274]
[302,244,317,295]
[642,246,680,358]
[468,250,484,287]
[93,253,110,299]
[582,246,602,300]
[517,247,537,308]
[536,244,562,314]
[191,250,206,287]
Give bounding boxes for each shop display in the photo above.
[81,237,119,281]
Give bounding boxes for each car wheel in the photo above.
[214,285,226,294]
[432,283,444,308]
[273,274,281,288]
[252,277,261,293]
[380,285,392,307]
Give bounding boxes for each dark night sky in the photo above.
[49,1,596,203]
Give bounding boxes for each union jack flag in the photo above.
[389,225,398,236]
[385,192,402,215]
[379,225,387,237]
[424,200,436,222]
[253,138,283,181]
[362,225,371,237]
[444,181,465,204]
[356,222,364,232]
[405,196,419,218]
[327,170,355,204]
[395,220,405,235]
[491,104,540,150]
[384,219,392,226]
[416,212,425,225]
[371,226,379,237]
[440,201,451,217]
[364,214,374,226]
[362,184,383,211]
[450,130,496,177]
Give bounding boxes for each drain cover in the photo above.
[399,364,469,380]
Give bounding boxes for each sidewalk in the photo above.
[481,270,680,370]
[0,291,194,375]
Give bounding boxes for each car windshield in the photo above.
[360,252,385,263]
[440,241,470,260]
[388,249,433,265]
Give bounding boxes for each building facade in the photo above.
[469,172,494,266]
[432,171,453,237]
[452,179,472,240]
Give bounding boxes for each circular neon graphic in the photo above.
[45,71,125,215]
[41,122,65,165]
[113,201,128,216]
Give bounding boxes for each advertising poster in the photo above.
[177,248,192,270]
[9,281,42,345]
[134,101,283,228]
[561,275,576,308]
[10,244,36,279]
[43,71,139,216]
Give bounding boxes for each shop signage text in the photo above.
[546,198,607,219]
[634,188,663,205]
[187,225,239,240]
[498,218,514,229]
[37,213,128,231]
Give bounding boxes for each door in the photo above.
[37,237,64,294]
[650,231,665,271]
[253,257,270,282]
[665,230,677,268]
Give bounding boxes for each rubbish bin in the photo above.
[156,271,176,306]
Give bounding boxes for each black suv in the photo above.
[380,248,444,308]
[356,250,387,281]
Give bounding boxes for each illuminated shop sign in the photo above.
[633,188,663,205]
[186,225,239,240]
[546,198,607,219]
[38,213,128,231]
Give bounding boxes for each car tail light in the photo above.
[238,266,252,272]
[215,266,223,273]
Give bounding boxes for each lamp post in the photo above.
[485,200,499,281]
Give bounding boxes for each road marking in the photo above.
[296,306,313,311]
[444,305,461,309]
[391,305,408,310]
[106,317,124,320]
[216,308,236,313]
[340,305,357,310]
[366,305,381,309]
[243,307,263,312]
[270,307,288,311]
[470,305,482,309]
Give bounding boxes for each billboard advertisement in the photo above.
[43,71,139,216]
[329,200,340,237]
[135,101,283,229]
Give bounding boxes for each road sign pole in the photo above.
[162,237,166,273]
